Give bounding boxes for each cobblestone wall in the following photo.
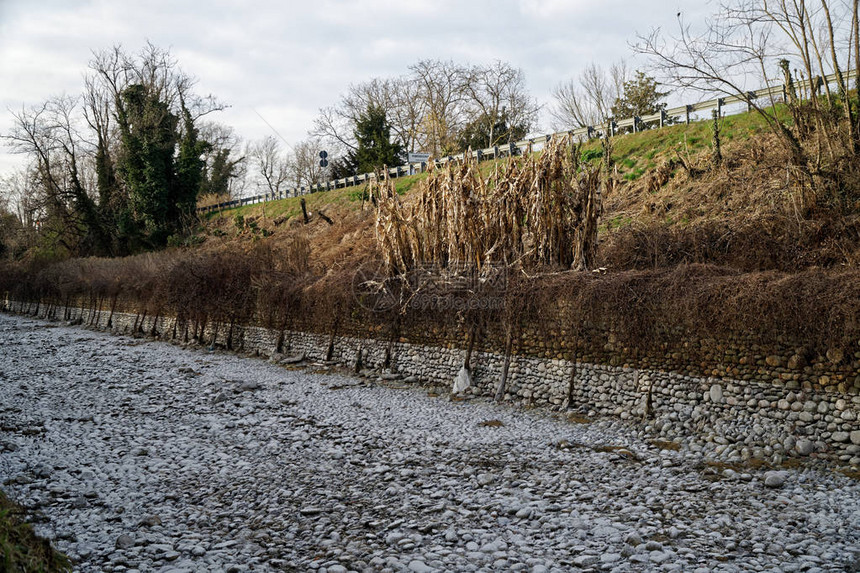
[5,299,859,467]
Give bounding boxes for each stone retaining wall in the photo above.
[5,299,859,467]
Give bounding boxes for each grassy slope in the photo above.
[201,110,773,230]
[193,106,858,272]
[0,490,71,573]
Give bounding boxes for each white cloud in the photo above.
[0,0,716,177]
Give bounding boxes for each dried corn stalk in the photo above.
[372,135,603,275]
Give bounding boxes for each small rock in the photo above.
[832,432,849,442]
[115,534,134,550]
[826,347,844,364]
[408,560,433,573]
[709,384,723,403]
[764,471,788,488]
[139,514,162,527]
[796,439,814,456]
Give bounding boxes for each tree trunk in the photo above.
[463,324,478,373]
[354,347,363,373]
[562,355,578,410]
[107,295,118,328]
[494,328,514,402]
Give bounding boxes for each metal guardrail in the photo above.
[198,69,853,214]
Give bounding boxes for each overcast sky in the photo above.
[0,0,715,177]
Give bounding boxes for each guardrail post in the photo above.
[492,146,499,159]
[717,98,725,116]
[633,117,640,133]
[476,149,483,162]
[509,142,518,156]
[660,110,666,128]
[685,105,692,125]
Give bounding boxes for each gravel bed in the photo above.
[1,313,859,572]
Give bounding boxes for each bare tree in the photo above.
[461,61,540,148]
[291,139,326,192]
[5,96,111,255]
[634,0,860,203]
[549,61,628,129]
[388,76,428,153]
[410,59,469,157]
[248,136,290,198]
[0,170,39,229]
[312,75,428,158]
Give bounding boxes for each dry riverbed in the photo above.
[0,313,859,572]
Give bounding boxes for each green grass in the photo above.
[205,171,428,223]
[606,215,634,230]
[202,103,786,222]
[0,490,71,573]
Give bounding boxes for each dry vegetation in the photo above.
[373,136,602,273]
[3,113,860,362]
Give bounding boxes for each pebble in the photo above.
[764,471,789,488]
[0,314,858,572]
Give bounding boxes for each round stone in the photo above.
[796,439,814,455]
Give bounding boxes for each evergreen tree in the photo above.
[352,105,404,174]
[610,71,669,120]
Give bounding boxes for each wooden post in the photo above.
[300,198,310,224]
[711,109,722,168]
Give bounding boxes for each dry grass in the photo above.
[650,440,682,451]
[0,490,71,572]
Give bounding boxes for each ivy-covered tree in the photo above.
[3,43,226,258]
[610,71,669,120]
[200,148,242,198]
[172,101,209,227]
[115,83,180,247]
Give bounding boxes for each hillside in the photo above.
[3,104,860,374]
[193,108,860,274]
